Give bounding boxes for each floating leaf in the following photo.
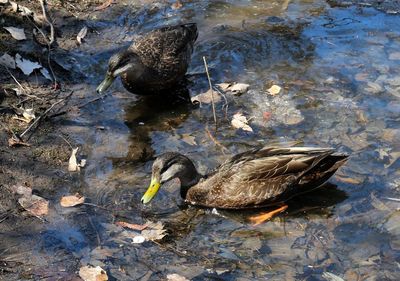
[60,194,85,207]
[3,27,26,40]
[267,85,281,96]
[77,26,88,45]
[79,265,108,281]
[141,221,167,241]
[171,0,183,9]
[18,194,49,217]
[0,53,16,69]
[191,89,221,104]
[15,54,41,76]
[231,112,253,132]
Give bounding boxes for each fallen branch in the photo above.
[203,56,217,127]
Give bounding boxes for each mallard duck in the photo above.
[141,146,348,224]
[96,23,198,95]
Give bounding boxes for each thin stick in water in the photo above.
[202,56,217,126]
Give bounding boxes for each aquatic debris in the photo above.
[181,133,197,146]
[10,185,49,217]
[0,53,16,69]
[60,193,85,207]
[167,273,189,281]
[217,82,250,95]
[267,84,282,96]
[3,26,26,40]
[77,26,88,45]
[68,147,86,172]
[115,221,148,231]
[79,265,108,281]
[94,0,114,11]
[231,112,253,132]
[22,108,35,122]
[141,221,167,241]
[15,54,42,76]
[191,89,221,105]
[171,0,183,9]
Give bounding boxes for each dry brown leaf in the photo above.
[167,273,190,281]
[116,221,148,231]
[9,184,32,197]
[3,27,26,40]
[77,26,88,45]
[60,194,85,207]
[191,89,221,105]
[231,112,253,132]
[79,265,108,281]
[229,83,249,95]
[181,133,197,146]
[141,220,167,241]
[68,147,86,172]
[94,0,114,11]
[267,85,281,96]
[18,194,49,217]
[171,0,183,9]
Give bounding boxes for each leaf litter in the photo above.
[79,265,108,281]
[68,147,86,172]
[114,220,167,244]
[9,185,49,217]
[60,193,85,207]
[231,112,253,132]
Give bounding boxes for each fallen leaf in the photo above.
[60,194,85,207]
[167,273,189,281]
[141,220,167,241]
[171,0,183,9]
[216,82,232,91]
[116,221,148,231]
[94,0,114,11]
[181,133,197,146]
[18,194,49,217]
[15,54,42,76]
[79,265,108,281]
[191,89,221,105]
[322,272,344,281]
[229,83,249,95]
[22,108,35,122]
[77,26,88,45]
[9,184,32,197]
[68,147,86,172]
[267,85,281,96]
[231,112,253,132]
[8,136,31,147]
[3,27,26,40]
[0,53,16,69]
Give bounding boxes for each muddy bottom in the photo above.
[1,0,400,280]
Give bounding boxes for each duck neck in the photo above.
[180,172,204,199]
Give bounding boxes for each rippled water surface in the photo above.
[8,0,400,280]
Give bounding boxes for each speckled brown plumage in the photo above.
[120,23,197,94]
[148,146,348,209]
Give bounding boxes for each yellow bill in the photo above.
[141,178,161,204]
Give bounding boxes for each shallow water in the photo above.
[5,0,400,280]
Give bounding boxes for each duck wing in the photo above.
[130,23,198,75]
[187,147,348,209]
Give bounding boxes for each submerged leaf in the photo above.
[231,112,253,132]
[229,83,250,95]
[116,221,148,231]
[141,220,167,241]
[18,194,49,217]
[191,89,221,104]
[167,273,189,281]
[267,85,282,96]
[79,265,108,281]
[60,194,85,207]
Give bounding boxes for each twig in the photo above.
[20,99,64,139]
[205,125,228,154]
[88,216,101,247]
[39,0,55,46]
[383,197,400,202]
[213,86,229,119]
[203,56,217,127]
[58,134,73,149]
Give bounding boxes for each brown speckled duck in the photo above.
[96,23,198,95]
[141,146,348,224]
